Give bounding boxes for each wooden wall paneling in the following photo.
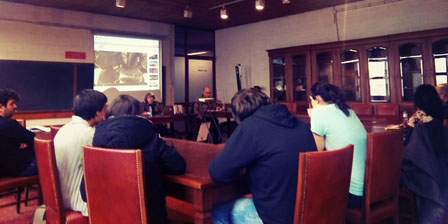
[359,45,370,104]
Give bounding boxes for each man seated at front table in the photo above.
[209,88,317,224]
[194,86,221,143]
[54,89,107,216]
[0,89,38,177]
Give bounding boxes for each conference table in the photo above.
[161,115,403,224]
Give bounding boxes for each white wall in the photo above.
[215,0,448,103]
[0,1,174,125]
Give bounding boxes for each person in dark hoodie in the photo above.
[208,88,317,224]
[80,94,186,224]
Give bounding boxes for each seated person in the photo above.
[54,89,108,216]
[436,83,448,120]
[401,84,445,143]
[209,88,317,224]
[308,82,367,208]
[81,94,186,224]
[0,89,37,177]
[143,92,164,115]
[143,92,169,136]
[194,86,221,143]
[400,84,448,223]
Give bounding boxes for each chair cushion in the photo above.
[0,175,39,191]
[65,211,89,224]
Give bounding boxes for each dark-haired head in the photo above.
[144,92,155,104]
[413,84,443,119]
[74,89,107,121]
[310,82,350,116]
[107,95,141,118]
[231,88,271,123]
[0,89,19,106]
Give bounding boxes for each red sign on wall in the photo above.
[65,51,86,59]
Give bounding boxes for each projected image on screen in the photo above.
[93,35,160,91]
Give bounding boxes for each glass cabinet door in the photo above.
[340,49,361,101]
[367,46,390,102]
[399,43,423,101]
[316,52,333,83]
[272,56,286,101]
[292,55,307,101]
[433,39,448,85]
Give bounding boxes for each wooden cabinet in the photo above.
[267,28,448,109]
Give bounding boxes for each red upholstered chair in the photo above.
[34,137,88,224]
[83,146,148,224]
[281,102,297,113]
[50,125,62,139]
[0,175,40,213]
[374,104,399,116]
[346,130,403,224]
[294,145,354,224]
[351,104,373,116]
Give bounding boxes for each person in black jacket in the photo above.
[208,88,317,224]
[0,89,37,177]
[80,94,186,224]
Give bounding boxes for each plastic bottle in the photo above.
[147,106,152,117]
[402,110,408,122]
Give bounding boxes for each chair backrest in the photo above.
[351,104,373,116]
[16,119,26,127]
[34,137,66,224]
[374,104,399,116]
[50,125,62,139]
[280,102,297,113]
[294,145,354,224]
[364,130,403,210]
[83,146,147,224]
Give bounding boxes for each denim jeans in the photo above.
[212,198,263,224]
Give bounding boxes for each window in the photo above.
[368,46,390,102]
[340,49,361,101]
[433,39,448,85]
[399,43,423,101]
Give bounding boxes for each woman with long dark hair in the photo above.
[308,82,367,208]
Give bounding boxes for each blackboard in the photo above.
[0,60,94,111]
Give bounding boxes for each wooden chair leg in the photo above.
[25,186,30,206]
[16,187,23,214]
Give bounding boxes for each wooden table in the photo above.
[294,113,402,133]
[162,138,248,224]
[146,113,195,125]
[144,114,195,138]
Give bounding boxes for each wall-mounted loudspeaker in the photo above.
[116,0,126,8]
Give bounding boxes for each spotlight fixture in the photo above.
[220,7,228,20]
[282,0,290,4]
[255,0,265,11]
[184,6,192,18]
[116,0,126,8]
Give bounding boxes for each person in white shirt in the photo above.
[54,89,107,216]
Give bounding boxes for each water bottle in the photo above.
[147,106,152,117]
[402,110,408,122]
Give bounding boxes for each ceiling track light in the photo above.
[184,6,192,18]
[220,7,228,20]
[116,0,126,8]
[282,0,291,4]
[255,0,265,11]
